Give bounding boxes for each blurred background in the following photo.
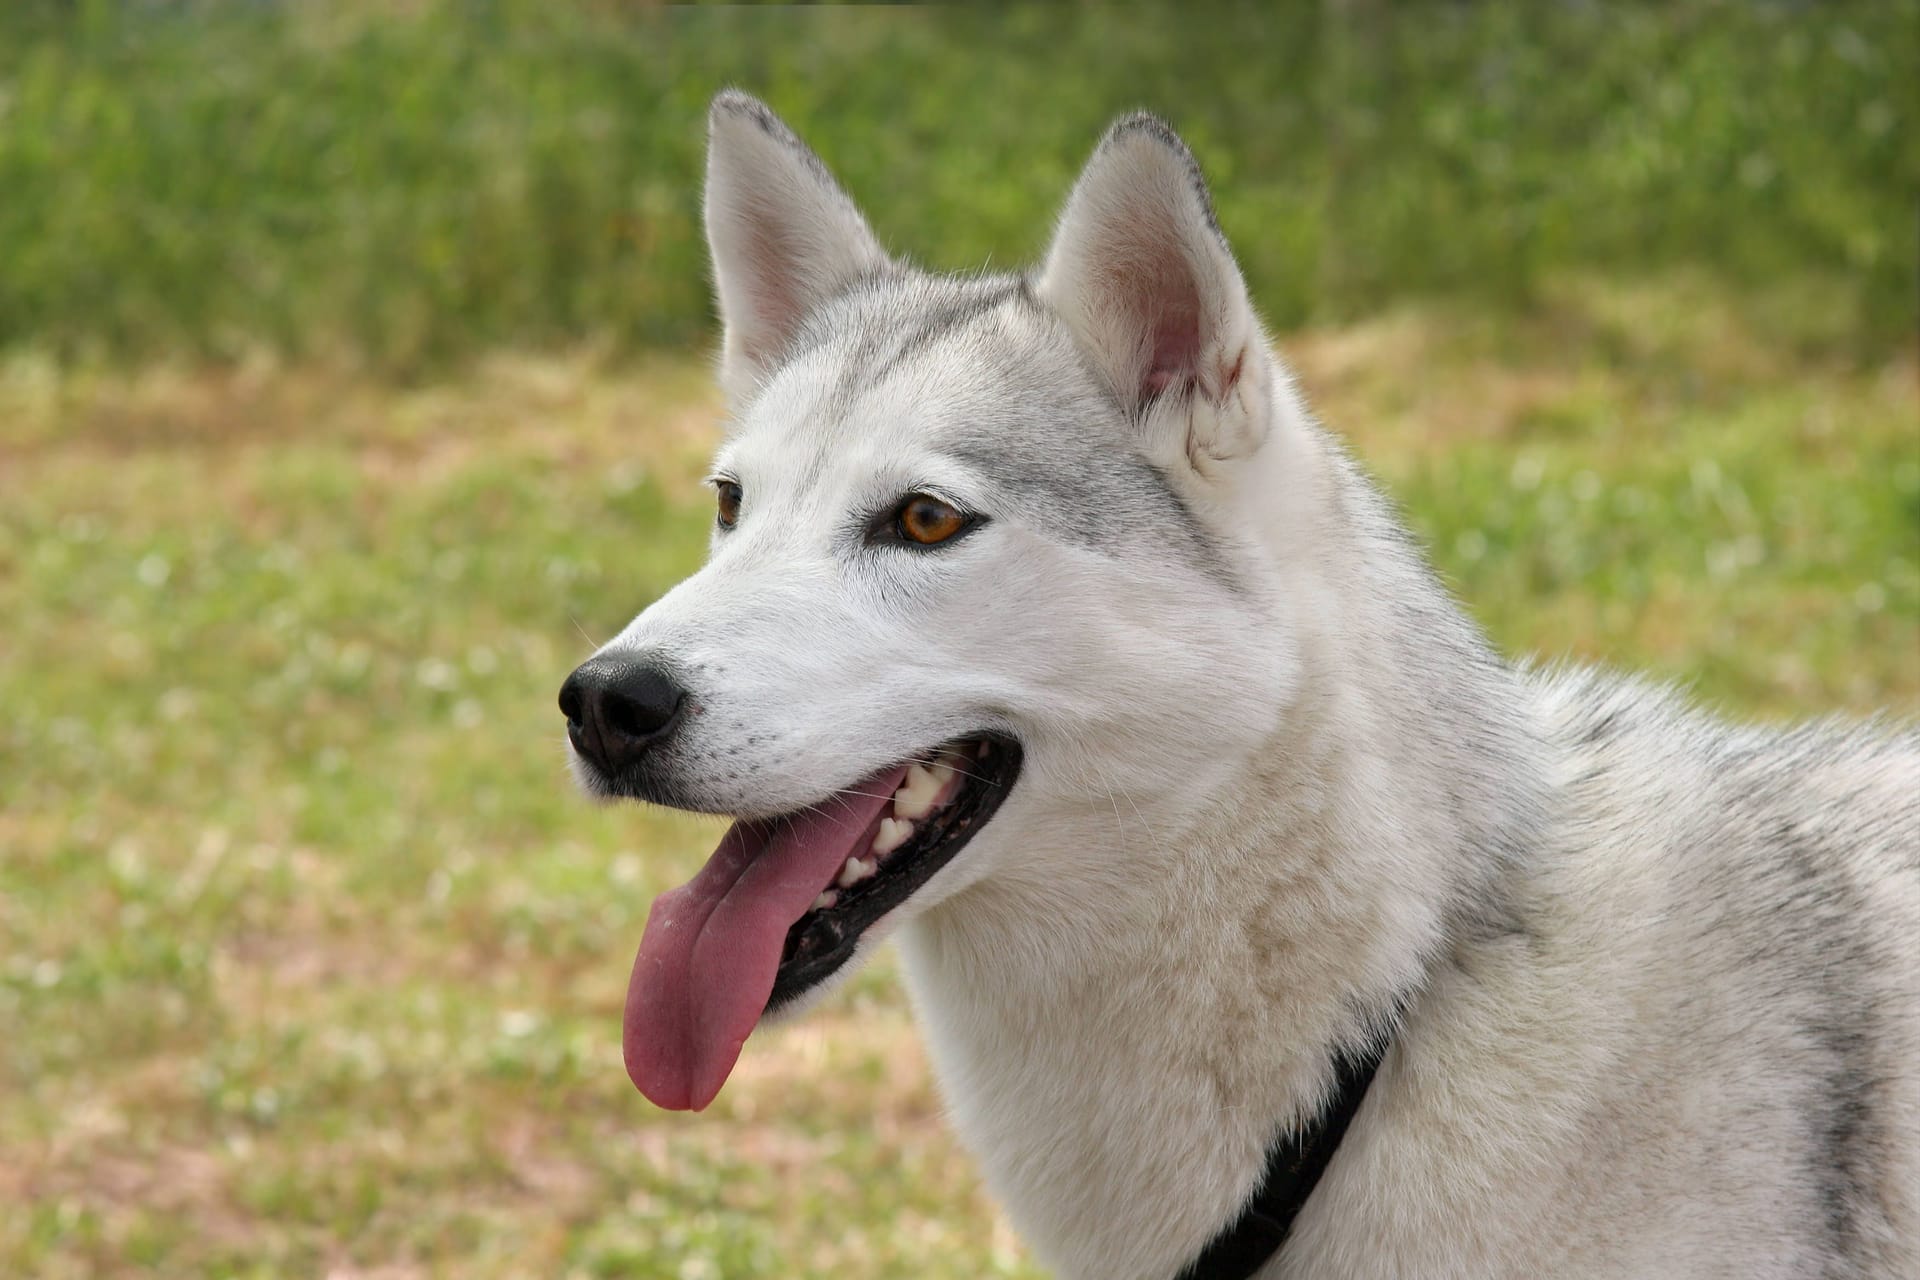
[1,2,1914,1276]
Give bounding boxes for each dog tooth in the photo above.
[837,857,875,889]
[892,764,942,820]
[872,817,914,856]
[812,890,838,912]
[929,758,959,786]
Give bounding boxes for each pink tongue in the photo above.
[623,765,909,1110]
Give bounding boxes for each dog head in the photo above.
[562,92,1310,1110]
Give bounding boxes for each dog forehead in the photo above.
[734,273,1110,471]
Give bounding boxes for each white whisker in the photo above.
[569,614,601,654]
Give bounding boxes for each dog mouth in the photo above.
[622,734,1021,1111]
[771,735,1022,1010]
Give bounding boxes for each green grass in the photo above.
[0,0,1912,370]
[2,279,1915,1277]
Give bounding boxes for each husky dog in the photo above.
[558,92,1920,1279]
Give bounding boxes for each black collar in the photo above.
[1174,1042,1389,1280]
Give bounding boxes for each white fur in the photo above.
[578,96,1920,1279]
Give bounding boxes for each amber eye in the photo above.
[715,480,742,529]
[896,494,969,546]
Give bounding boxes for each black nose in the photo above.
[559,655,687,772]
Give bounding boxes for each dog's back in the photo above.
[1289,670,1920,1278]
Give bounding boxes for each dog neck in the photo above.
[897,424,1547,1280]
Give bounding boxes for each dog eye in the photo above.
[896,494,970,546]
[715,480,743,530]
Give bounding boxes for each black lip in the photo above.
[766,735,1023,1012]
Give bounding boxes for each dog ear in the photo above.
[705,91,891,401]
[1039,115,1274,466]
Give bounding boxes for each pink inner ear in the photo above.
[739,218,806,363]
[1142,292,1202,400]
[1144,303,1247,404]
